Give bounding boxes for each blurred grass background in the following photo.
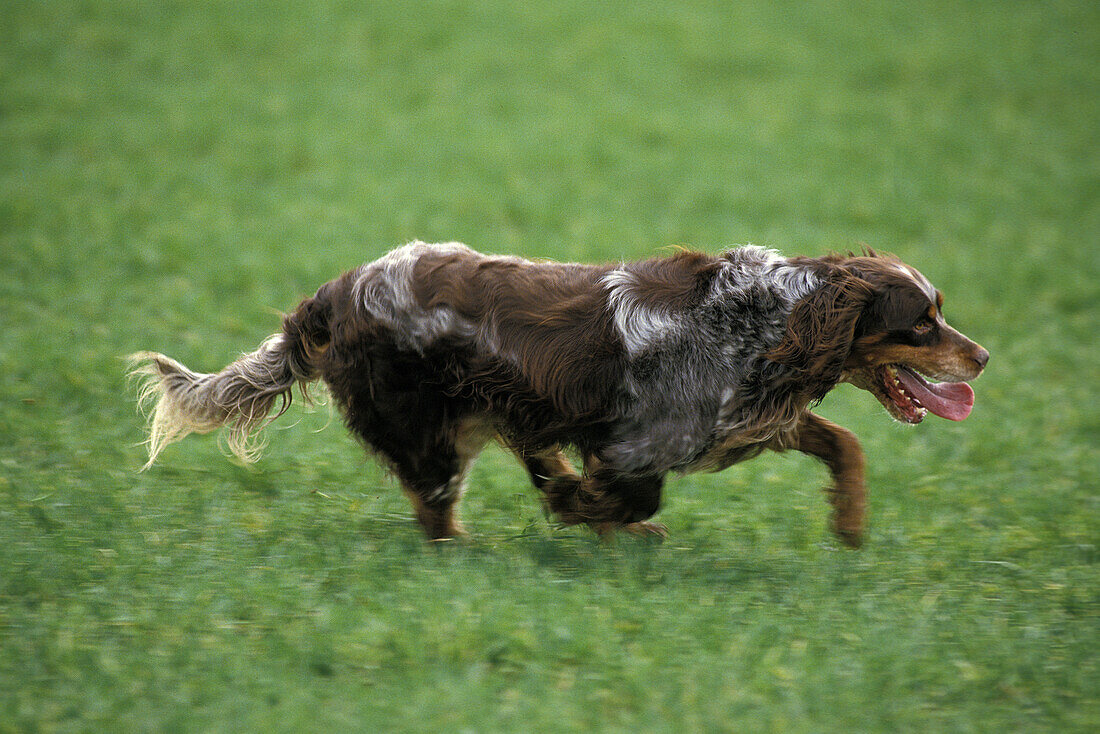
[1,0,1097,731]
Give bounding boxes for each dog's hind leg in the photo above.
[336,378,489,538]
[396,455,466,539]
[375,417,491,540]
[398,463,474,540]
[327,348,491,539]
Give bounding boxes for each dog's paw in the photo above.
[621,520,668,539]
[831,526,863,549]
[593,520,668,541]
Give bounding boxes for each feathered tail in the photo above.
[128,290,332,468]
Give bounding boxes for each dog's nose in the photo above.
[972,347,989,371]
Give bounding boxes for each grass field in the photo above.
[2,0,1098,730]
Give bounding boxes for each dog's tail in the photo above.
[128,287,334,469]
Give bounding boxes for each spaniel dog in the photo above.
[130,242,988,547]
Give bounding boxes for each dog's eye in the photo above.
[913,319,933,335]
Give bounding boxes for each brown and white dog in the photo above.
[130,242,988,547]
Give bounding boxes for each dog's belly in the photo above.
[682,419,800,474]
[684,439,769,474]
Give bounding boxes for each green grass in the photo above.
[2,0,1098,730]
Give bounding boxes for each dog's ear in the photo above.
[766,270,875,400]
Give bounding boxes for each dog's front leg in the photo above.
[790,412,866,548]
[539,456,667,536]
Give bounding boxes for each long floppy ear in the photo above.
[766,269,875,401]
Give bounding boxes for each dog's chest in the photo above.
[677,381,803,473]
[686,417,797,473]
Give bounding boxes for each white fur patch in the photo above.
[719,245,820,304]
[891,262,938,304]
[352,241,477,352]
[768,262,820,301]
[603,247,820,356]
[602,268,681,355]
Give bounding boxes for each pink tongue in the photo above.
[896,367,974,421]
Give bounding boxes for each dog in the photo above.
[130,242,988,547]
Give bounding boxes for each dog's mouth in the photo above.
[875,364,974,424]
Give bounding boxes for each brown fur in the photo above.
[130,243,988,547]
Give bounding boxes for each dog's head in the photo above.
[768,251,988,423]
[837,255,988,423]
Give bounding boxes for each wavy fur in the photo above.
[129,241,987,546]
[129,292,330,467]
